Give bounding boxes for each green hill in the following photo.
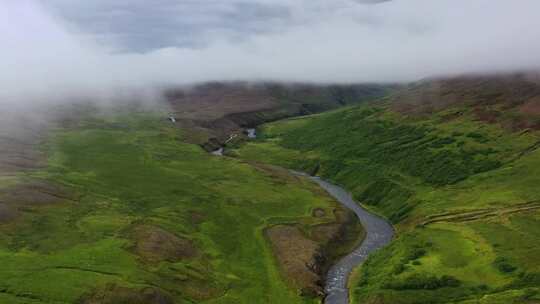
[231,74,540,303]
[0,83,393,304]
[0,109,363,303]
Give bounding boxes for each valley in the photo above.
[1,75,540,304]
[229,74,540,303]
[0,84,386,304]
[4,1,540,303]
[0,110,357,303]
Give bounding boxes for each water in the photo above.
[310,177,394,304]
[211,147,223,156]
[247,128,257,139]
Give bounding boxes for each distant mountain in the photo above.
[165,82,394,149]
[390,72,540,130]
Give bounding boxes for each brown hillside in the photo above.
[390,72,540,130]
[165,82,391,148]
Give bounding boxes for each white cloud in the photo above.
[1,0,540,104]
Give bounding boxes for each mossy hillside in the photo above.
[349,211,540,304]
[232,105,538,221]
[231,104,540,303]
[0,112,350,304]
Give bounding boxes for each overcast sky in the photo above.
[1,0,540,103]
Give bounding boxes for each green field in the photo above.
[231,104,540,303]
[0,111,361,304]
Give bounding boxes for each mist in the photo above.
[2,0,540,105]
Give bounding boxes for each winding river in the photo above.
[311,177,394,304]
[213,128,394,304]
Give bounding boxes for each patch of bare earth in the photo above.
[519,96,540,116]
[312,208,326,218]
[1,180,76,205]
[0,115,48,175]
[265,225,323,297]
[0,203,16,223]
[265,206,365,298]
[79,284,173,304]
[177,281,225,303]
[0,180,76,223]
[310,223,340,243]
[132,225,198,263]
[130,225,225,302]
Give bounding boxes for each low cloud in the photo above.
[2,0,540,104]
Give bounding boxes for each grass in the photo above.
[0,111,358,303]
[231,103,540,303]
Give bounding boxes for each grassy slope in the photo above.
[0,111,355,304]
[231,104,540,303]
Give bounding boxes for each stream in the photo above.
[211,128,394,304]
[246,128,257,139]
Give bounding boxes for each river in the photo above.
[212,128,394,304]
[311,177,394,304]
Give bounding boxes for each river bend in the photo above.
[310,177,394,304]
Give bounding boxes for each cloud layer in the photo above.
[2,0,540,104]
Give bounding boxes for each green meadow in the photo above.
[0,111,354,303]
[231,104,540,303]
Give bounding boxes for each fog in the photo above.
[2,0,540,105]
